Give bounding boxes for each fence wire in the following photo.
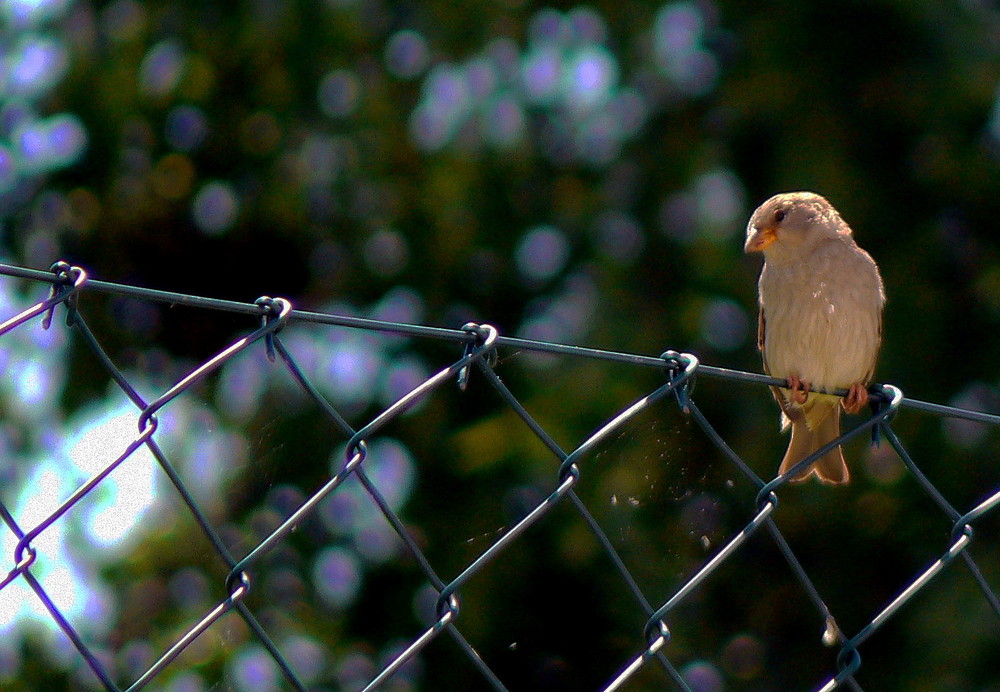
[0,260,997,691]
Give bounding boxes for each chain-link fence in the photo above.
[0,260,998,691]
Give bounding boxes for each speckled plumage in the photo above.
[745,192,885,484]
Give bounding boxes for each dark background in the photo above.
[2,0,999,690]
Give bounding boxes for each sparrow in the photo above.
[745,192,885,484]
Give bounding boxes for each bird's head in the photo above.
[744,191,849,260]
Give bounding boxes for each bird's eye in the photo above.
[774,209,787,223]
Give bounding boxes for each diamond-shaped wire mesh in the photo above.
[0,261,997,691]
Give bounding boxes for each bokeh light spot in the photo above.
[46,113,86,164]
[229,645,280,692]
[594,210,644,265]
[281,635,325,684]
[515,225,570,284]
[160,671,205,692]
[944,382,1000,449]
[562,46,618,112]
[354,523,399,564]
[4,0,71,28]
[363,228,409,278]
[318,69,360,118]
[217,356,266,423]
[609,87,648,136]
[528,8,566,44]
[296,133,341,184]
[465,57,498,100]
[380,357,429,409]
[864,443,906,485]
[13,121,48,170]
[385,30,430,79]
[312,546,362,608]
[660,191,698,243]
[165,105,208,152]
[680,660,724,692]
[335,652,375,690]
[12,357,51,407]
[320,335,383,409]
[721,633,765,680]
[192,180,239,235]
[694,167,745,238]
[567,6,608,44]
[521,44,561,105]
[0,101,34,138]
[653,1,718,96]
[140,40,186,97]
[481,93,525,146]
[8,36,67,96]
[655,2,703,59]
[369,285,424,326]
[363,438,414,511]
[168,568,210,611]
[700,298,749,351]
[408,62,480,150]
[319,486,362,537]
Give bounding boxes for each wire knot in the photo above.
[556,457,582,485]
[225,569,251,600]
[457,322,499,391]
[660,350,697,413]
[435,590,461,621]
[642,618,670,649]
[868,385,884,447]
[754,484,780,514]
[835,643,862,679]
[341,437,368,476]
[11,538,38,573]
[951,522,974,544]
[43,261,86,329]
[255,296,292,362]
[137,405,160,437]
[867,382,902,447]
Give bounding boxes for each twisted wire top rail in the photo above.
[3,261,995,426]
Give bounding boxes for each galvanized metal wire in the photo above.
[0,260,997,691]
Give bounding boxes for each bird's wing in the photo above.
[757,305,766,359]
[759,304,804,423]
[863,309,882,385]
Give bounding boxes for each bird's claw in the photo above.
[842,383,869,415]
[787,374,810,404]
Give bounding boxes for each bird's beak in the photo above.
[744,225,776,253]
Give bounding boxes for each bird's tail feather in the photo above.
[778,407,849,484]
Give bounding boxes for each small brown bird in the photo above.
[745,192,885,484]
